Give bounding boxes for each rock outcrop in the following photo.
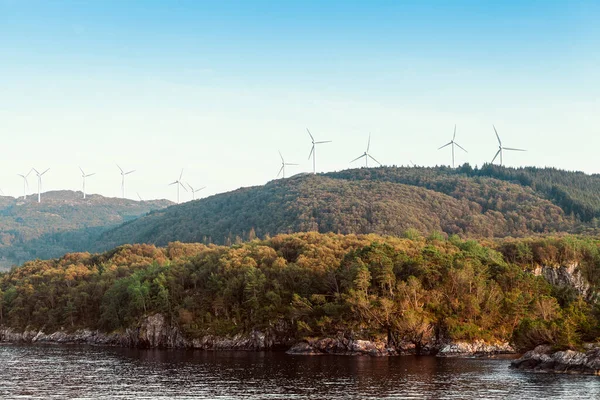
[286,336,515,357]
[286,336,397,356]
[511,344,600,375]
[437,340,515,357]
[0,314,292,350]
[534,263,597,302]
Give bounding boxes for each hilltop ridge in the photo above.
[95,164,600,250]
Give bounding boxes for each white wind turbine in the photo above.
[32,168,50,203]
[277,151,298,179]
[438,125,467,168]
[117,165,135,198]
[350,133,381,167]
[17,169,32,200]
[307,128,332,174]
[491,125,526,166]
[169,169,187,204]
[79,167,96,199]
[186,183,206,200]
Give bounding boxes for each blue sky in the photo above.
[0,1,598,201]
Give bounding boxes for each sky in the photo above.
[0,0,598,202]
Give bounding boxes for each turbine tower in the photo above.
[117,165,135,199]
[79,167,96,199]
[32,168,49,203]
[491,125,526,166]
[350,133,381,167]
[17,169,32,200]
[169,169,187,204]
[307,128,332,174]
[277,151,298,179]
[186,183,206,200]
[438,125,467,168]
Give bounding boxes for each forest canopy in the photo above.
[2,232,599,352]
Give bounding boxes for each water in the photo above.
[0,344,598,399]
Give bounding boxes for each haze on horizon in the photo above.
[0,0,598,202]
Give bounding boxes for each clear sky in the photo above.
[1,0,598,202]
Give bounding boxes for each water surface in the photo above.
[0,344,598,399]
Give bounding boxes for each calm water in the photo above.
[0,344,598,399]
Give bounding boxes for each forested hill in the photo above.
[96,165,600,249]
[0,191,172,270]
[2,233,599,352]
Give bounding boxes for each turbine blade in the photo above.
[350,154,365,163]
[179,181,188,191]
[126,170,135,175]
[277,165,284,178]
[41,168,50,175]
[308,145,314,160]
[186,182,193,191]
[169,181,178,185]
[306,128,314,142]
[453,125,456,141]
[368,154,381,165]
[117,164,123,173]
[454,142,468,153]
[438,142,452,150]
[315,140,331,144]
[79,166,85,175]
[493,125,501,146]
[503,147,526,152]
[285,163,299,166]
[367,133,371,153]
[179,169,184,180]
[196,187,206,192]
[278,150,284,163]
[86,173,96,177]
[491,149,501,163]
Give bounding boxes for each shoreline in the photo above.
[0,314,516,358]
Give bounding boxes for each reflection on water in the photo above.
[0,344,598,399]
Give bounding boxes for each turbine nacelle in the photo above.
[438,125,467,168]
[306,128,332,174]
[350,133,381,167]
[491,125,526,166]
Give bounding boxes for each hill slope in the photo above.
[0,191,172,269]
[96,165,593,249]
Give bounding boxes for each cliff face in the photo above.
[534,263,597,302]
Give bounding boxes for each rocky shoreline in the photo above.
[0,313,516,358]
[511,344,600,375]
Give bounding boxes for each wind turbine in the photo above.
[17,169,32,200]
[32,168,49,203]
[169,169,187,203]
[277,151,298,179]
[79,167,95,199]
[117,165,135,198]
[350,133,381,167]
[491,125,526,166]
[186,183,206,200]
[307,128,332,174]
[438,125,467,168]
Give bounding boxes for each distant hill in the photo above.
[0,191,172,269]
[96,165,600,249]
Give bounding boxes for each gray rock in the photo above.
[511,344,600,375]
